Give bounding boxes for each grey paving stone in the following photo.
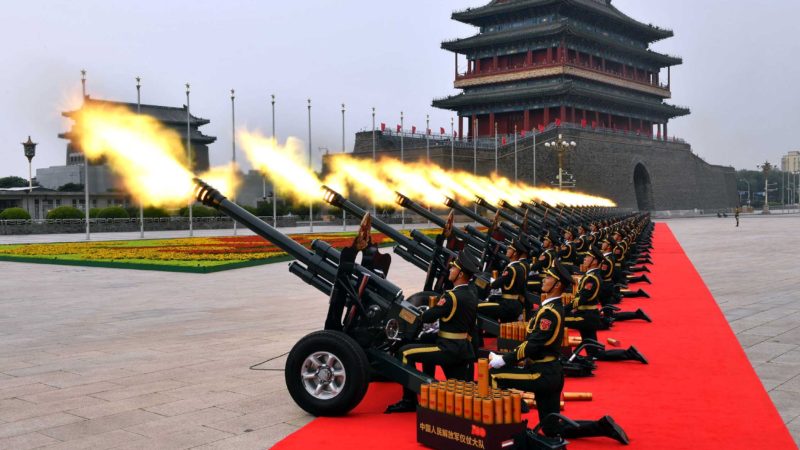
[0,431,60,450]
[193,422,301,450]
[0,413,85,439]
[40,409,162,441]
[39,429,145,450]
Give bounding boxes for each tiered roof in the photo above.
[452,0,672,42]
[442,19,681,67]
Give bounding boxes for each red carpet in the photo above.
[273,224,794,449]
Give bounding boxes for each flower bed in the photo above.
[0,229,441,273]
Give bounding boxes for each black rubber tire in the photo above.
[285,330,370,416]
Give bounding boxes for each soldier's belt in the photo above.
[501,294,524,302]
[562,262,574,266]
[438,331,469,340]
[527,356,557,364]
[576,305,598,311]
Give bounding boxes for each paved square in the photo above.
[0,215,797,448]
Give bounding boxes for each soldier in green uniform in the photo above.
[385,250,481,413]
[488,262,630,444]
[565,245,648,364]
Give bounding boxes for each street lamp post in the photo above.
[341,103,346,231]
[450,117,455,170]
[21,136,36,219]
[136,77,144,238]
[231,89,237,236]
[758,161,772,214]
[308,99,313,232]
[81,70,91,240]
[271,94,277,227]
[400,111,405,229]
[22,136,36,192]
[544,134,577,189]
[186,83,193,237]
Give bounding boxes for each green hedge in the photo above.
[179,205,218,218]
[47,206,84,220]
[98,206,130,219]
[0,207,31,220]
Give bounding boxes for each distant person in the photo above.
[735,207,740,227]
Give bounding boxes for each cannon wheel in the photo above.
[285,330,370,416]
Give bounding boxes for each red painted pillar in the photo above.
[523,109,530,131]
[544,107,550,126]
[489,112,495,135]
[470,114,476,138]
[595,110,600,126]
[493,56,498,71]
[526,50,533,66]
[458,116,464,140]
[476,59,481,73]
[560,106,566,123]
[547,47,553,63]
[571,107,576,123]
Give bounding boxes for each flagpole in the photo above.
[494,122,498,174]
[372,107,377,216]
[136,76,144,238]
[514,124,518,183]
[186,83,193,237]
[82,70,90,241]
[231,89,237,236]
[400,111,405,230]
[271,94,277,227]
[307,98,313,233]
[426,114,430,163]
[533,129,537,185]
[473,117,478,217]
[341,103,346,232]
[450,117,455,170]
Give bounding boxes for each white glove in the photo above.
[489,353,506,369]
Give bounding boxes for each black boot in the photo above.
[626,346,648,364]
[635,309,652,323]
[599,416,629,445]
[385,398,417,413]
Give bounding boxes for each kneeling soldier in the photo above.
[478,236,532,323]
[487,263,630,444]
[385,250,481,413]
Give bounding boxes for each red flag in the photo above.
[380,123,386,132]
[555,118,561,126]
[538,124,544,132]
[581,119,587,128]
[520,130,526,138]
[501,137,507,145]
[397,124,401,132]
[440,127,445,135]
[412,126,417,134]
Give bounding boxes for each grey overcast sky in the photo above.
[2,0,799,179]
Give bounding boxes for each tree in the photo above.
[0,176,28,188]
[0,207,31,220]
[57,183,85,192]
[179,205,218,218]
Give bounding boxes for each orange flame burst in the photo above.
[240,129,616,208]
[72,103,239,206]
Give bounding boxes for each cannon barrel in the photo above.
[193,178,403,301]
[395,192,484,251]
[475,197,542,249]
[320,186,454,272]
[443,196,492,228]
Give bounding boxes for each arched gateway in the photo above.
[634,163,654,211]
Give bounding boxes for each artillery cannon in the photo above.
[193,178,439,416]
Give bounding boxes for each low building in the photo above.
[0,187,130,220]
